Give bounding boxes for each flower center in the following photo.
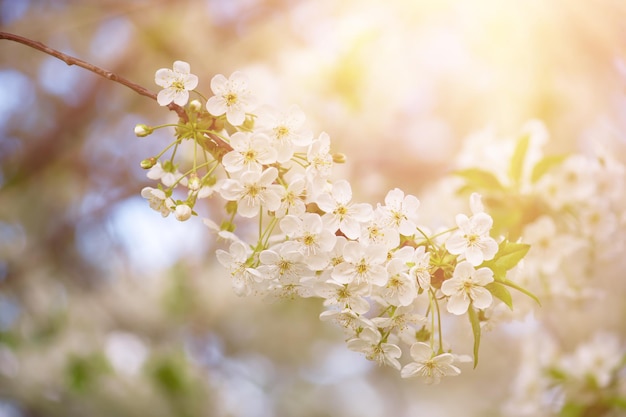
[171,80,186,91]
[225,92,238,106]
[274,125,290,140]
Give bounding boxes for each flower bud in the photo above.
[189,99,202,112]
[332,153,347,164]
[188,173,201,191]
[134,124,153,137]
[140,157,157,169]
[174,204,192,221]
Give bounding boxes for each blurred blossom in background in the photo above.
[1,0,625,416]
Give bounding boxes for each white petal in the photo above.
[157,88,175,106]
[471,287,493,309]
[446,293,470,315]
[206,96,226,116]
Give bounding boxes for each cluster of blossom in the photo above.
[502,331,626,417]
[453,120,626,303]
[136,61,533,382]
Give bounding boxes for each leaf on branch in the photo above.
[508,133,530,186]
[501,279,541,306]
[453,168,506,193]
[467,305,481,369]
[530,154,569,183]
[481,241,530,280]
[486,281,513,310]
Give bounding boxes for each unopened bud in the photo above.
[188,174,201,191]
[332,153,347,164]
[174,204,192,221]
[189,99,202,112]
[134,124,153,137]
[140,157,157,169]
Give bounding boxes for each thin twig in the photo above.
[0,31,187,120]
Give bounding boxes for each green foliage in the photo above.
[531,154,569,183]
[485,282,513,309]
[454,168,506,193]
[65,353,111,393]
[508,133,530,186]
[467,305,481,369]
[481,241,530,281]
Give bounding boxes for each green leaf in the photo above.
[454,168,506,192]
[481,241,530,280]
[509,133,530,186]
[486,282,513,310]
[501,279,541,306]
[531,154,568,183]
[559,402,584,417]
[467,305,481,369]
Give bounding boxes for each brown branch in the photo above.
[0,31,187,120]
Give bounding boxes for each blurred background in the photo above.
[1,0,625,416]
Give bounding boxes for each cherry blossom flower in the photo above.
[316,180,373,239]
[360,208,400,249]
[222,132,277,173]
[305,132,333,196]
[441,261,494,315]
[379,188,420,236]
[315,280,371,315]
[401,342,461,383]
[255,105,313,163]
[155,61,198,106]
[279,213,336,270]
[206,71,256,126]
[258,245,306,282]
[219,168,284,218]
[445,212,498,266]
[377,258,417,306]
[275,175,307,218]
[347,327,402,370]
[409,246,432,291]
[215,241,264,296]
[331,241,388,287]
[140,187,174,217]
[146,161,187,188]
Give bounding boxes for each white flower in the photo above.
[275,175,307,218]
[140,187,174,217]
[305,132,333,195]
[206,71,256,126]
[315,280,371,314]
[316,180,373,239]
[409,246,432,290]
[445,212,498,266]
[219,168,284,218]
[215,241,264,296]
[401,342,461,383]
[279,213,336,270]
[255,105,313,163]
[360,208,400,249]
[155,61,198,106]
[441,261,494,315]
[222,132,277,173]
[378,258,417,306]
[347,327,402,370]
[331,241,388,286]
[379,188,420,236]
[258,244,311,285]
[146,161,187,188]
[174,204,192,221]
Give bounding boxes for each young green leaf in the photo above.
[467,305,481,369]
[531,154,569,183]
[481,241,530,281]
[486,281,513,310]
[502,279,541,306]
[509,133,530,186]
[454,168,506,192]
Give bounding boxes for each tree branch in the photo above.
[0,31,187,120]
